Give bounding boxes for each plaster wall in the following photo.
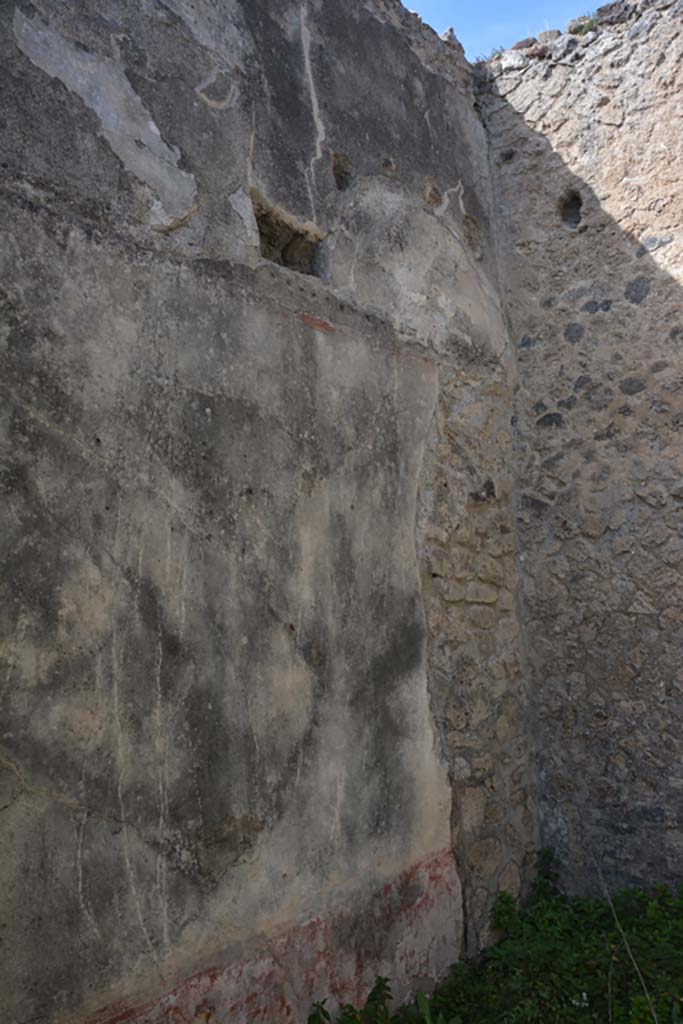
[0,1,532,1021]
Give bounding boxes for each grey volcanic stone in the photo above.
[596,0,637,24]
[625,276,652,304]
[638,234,673,253]
[619,377,647,394]
[501,49,530,70]
[512,36,537,50]
[552,33,580,59]
[564,322,585,343]
[527,44,550,59]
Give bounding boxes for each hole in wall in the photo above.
[332,152,352,191]
[469,478,496,503]
[250,189,322,275]
[559,190,583,228]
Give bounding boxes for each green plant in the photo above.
[362,977,392,1024]
[308,1000,332,1024]
[572,11,597,34]
[473,45,504,65]
[309,854,683,1024]
[316,978,394,1024]
[414,990,461,1024]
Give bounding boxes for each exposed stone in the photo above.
[625,276,652,304]
[638,235,673,254]
[468,837,503,877]
[465,581,499,605]
[596,0,637,24]
[582,298,612,313]
[634,483,668,508]
[582,513,608,538]
[460,787,487,832]
[619,377,647,395]
[599,100,625,126]
[564,322,585,343]
[512,37,537,50]
[552,33,580,59]
[538,29,562,43]
[499,861,522,897]
[500,49,530,71]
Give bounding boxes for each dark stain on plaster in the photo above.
[348,612,425,839]
[195,813,265,880]
[366,619,424,697]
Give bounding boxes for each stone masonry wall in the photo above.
[417,323,537,953]
[0,2,535,1022]
[479,0,683,891]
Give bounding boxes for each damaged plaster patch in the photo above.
[228,188,260,250]
[229,188,258,231]
[13,8,197,226]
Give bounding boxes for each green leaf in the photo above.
[416,991,431,1024]
[307,1000,331,1024]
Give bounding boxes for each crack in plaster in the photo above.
[300,6,326,219]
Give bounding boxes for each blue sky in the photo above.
[404,0,591,59]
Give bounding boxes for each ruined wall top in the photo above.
[481,0,681,75]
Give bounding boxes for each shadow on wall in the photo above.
[478,40,683,895]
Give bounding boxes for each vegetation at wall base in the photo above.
[308,853,683,1024]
